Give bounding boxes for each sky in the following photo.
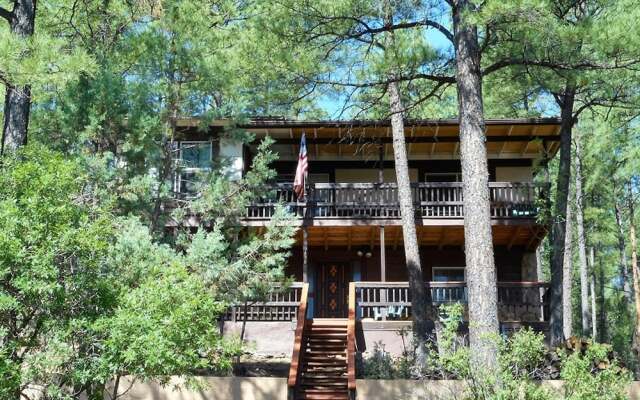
[317,26,454,119]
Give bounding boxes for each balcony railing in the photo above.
[223,283,305,322]
[245,182,543,221]
[355,281,549,323]
[221,281,549,323]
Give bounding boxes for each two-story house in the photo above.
[171,117,560,399]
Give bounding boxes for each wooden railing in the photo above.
[347,282,357,396]
[246,182,543,221]
[354,281,549,322]
[288,283,309,396]
[223,283,304,322]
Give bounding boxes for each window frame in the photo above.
[174,140,215,197]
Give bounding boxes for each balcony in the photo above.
[245,182,544,225]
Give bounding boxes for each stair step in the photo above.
[297,392,349,400]
[304,367,347,373]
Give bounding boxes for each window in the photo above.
[432,267,466,282]
[175,141,215,196]
[425,172,462,182]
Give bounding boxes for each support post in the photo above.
[380,225,387,320]
[380,226,386,282]
[303,227,308,283]
[378,143,384,183]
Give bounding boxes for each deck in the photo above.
[224,281,549,324]
[244,182,544,226]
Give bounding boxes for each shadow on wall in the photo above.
[108,376,287,400]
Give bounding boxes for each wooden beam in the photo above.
[438,228,446,250]
[323,228,329,251]
[314,128,319,158]
[508,226,523,250]
[289,128,296,157]
[347,228,352,251]
[453,142,459,157]
[408,126,414,155]
[499,125,514,156]
[526,226,541,250]
[302,227,308,282]
[269,134,558,145]
[430,126,439,155]
[522,126,537,156]
[369,226,376,248]
[393,228,401,250]
[380,226,386,282]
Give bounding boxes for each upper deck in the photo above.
[172,117,561,231]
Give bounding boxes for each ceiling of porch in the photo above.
[254,224,546,251]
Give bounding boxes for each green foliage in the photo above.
[561,343,632,400]
[363,342,396,379]
[0,145,113,397]
[95,219,241,383]
[0,145,285,399]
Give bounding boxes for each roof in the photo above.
[175,117,562,159]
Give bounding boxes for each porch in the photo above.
[223,280,549,327]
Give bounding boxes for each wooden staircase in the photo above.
[296,319,349,399]
[288,283,356,400]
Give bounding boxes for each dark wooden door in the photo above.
[315,263,351,318]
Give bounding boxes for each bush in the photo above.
[561,342,632,400]
[361,303,632,400]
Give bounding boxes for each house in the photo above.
[171,117,560,399]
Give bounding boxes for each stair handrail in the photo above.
[288,282,309,391]
[347,282,357,393]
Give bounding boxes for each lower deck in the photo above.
[284,244,542,320]
[222,244,549,359]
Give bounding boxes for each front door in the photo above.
[316,263,351,318]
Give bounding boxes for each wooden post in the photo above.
[380,225,387,320]
[380,226,386,282]
[303,227,308,283]
[378,143,385,183]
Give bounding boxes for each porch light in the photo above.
[357,246,372,258]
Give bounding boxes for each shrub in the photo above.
[560,342,632,400]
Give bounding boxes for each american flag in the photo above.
[293,132,308,199]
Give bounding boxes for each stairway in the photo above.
[295,318,350,400]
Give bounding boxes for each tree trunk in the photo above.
[597,247,606,342]
[1,0,36,155]
[383,8,429,361]
[563,194,573,340]
[574,132,590,336]
[614,200,631,302]
[588,247,597,341]
[549,83,575,346]
[628,187,640,354]
[452,0,499,370]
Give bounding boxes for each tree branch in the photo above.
[483,57,640,76]
[0,6,12,22]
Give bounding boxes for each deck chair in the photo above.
[387,305,406,320]
[373,307,385,321]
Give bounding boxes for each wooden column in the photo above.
[380,226,386,282]
[378,143,385,183]
[303,227,308,283]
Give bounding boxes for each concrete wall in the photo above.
[110,377,286,400]
[112,377,640,400]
